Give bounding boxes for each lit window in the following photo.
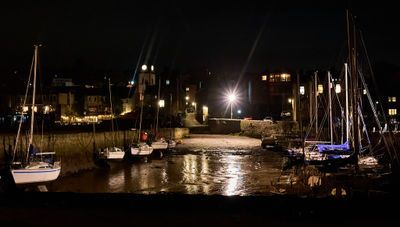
[281,73,291,82]
[389,109,397,115]
[159,100,165,108]
[299,86,305,95]
[186,87,189,91]
[166,80,170,85]
[261,75,267,81]
[318,84,323,94]
[363,89,367,95]
[389,97,397,102]
[288,98,293,103]
[335,84,341,93]
[185,96,189,100]
[269,74,280,82]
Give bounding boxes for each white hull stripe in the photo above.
[13,169,61,174]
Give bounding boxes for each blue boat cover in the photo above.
[316,141,349,153]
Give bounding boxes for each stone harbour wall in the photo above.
[240,120,299,138]
[208,118,298,138]
[0,128,189,176]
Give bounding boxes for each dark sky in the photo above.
[1,1,399,75]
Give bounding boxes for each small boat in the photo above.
[151,137,168,150]
[130,142,153,156]
[99,78,125,160]
[100,147,125,159]
[11,157,61,184]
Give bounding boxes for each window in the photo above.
[186,87,190,91]
[318,84,323,94]
[261,75,267,81]
[299,86,305,95]
[335,84,341,93]
[388,97,397,102]
[166,80,170,85]
[269,74,280,82]
[281,74,291,82]
[389,109,397,115]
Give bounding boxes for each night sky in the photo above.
[1,1,399,76]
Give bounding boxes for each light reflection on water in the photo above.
[224,156,243,196]
[107,169,125,192]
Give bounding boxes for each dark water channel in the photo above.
[43,147,393,198]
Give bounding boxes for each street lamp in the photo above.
[227,93,237,119]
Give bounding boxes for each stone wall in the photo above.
[208,118,241,134]
[240,120,299,138]
[0,128,189,176]
[208,118,298,138]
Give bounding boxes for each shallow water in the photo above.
[41,147,393,197]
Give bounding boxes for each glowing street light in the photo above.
[227,92,237,119]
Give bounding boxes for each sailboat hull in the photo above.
[130,144,153,156]
[151,141,168,150]
[102,147,125,159]
[11,165,61,184]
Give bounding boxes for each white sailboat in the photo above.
[151,72,168,151]
[151,137,168,150]
[10,44,61,184]
[130,142,153,156]
[129,64,154,157]
[99,78,125,160]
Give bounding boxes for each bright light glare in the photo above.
[228,94,236,103]
[141,64,147,71]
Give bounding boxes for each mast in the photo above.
[25,44,38,163]
[108,78,115,146]
[345,63,349,142]
[314,71,318,139]
[328,71,333,145]
[347,9,359,156]
[155,75,161,136]
[138,89,144,142]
